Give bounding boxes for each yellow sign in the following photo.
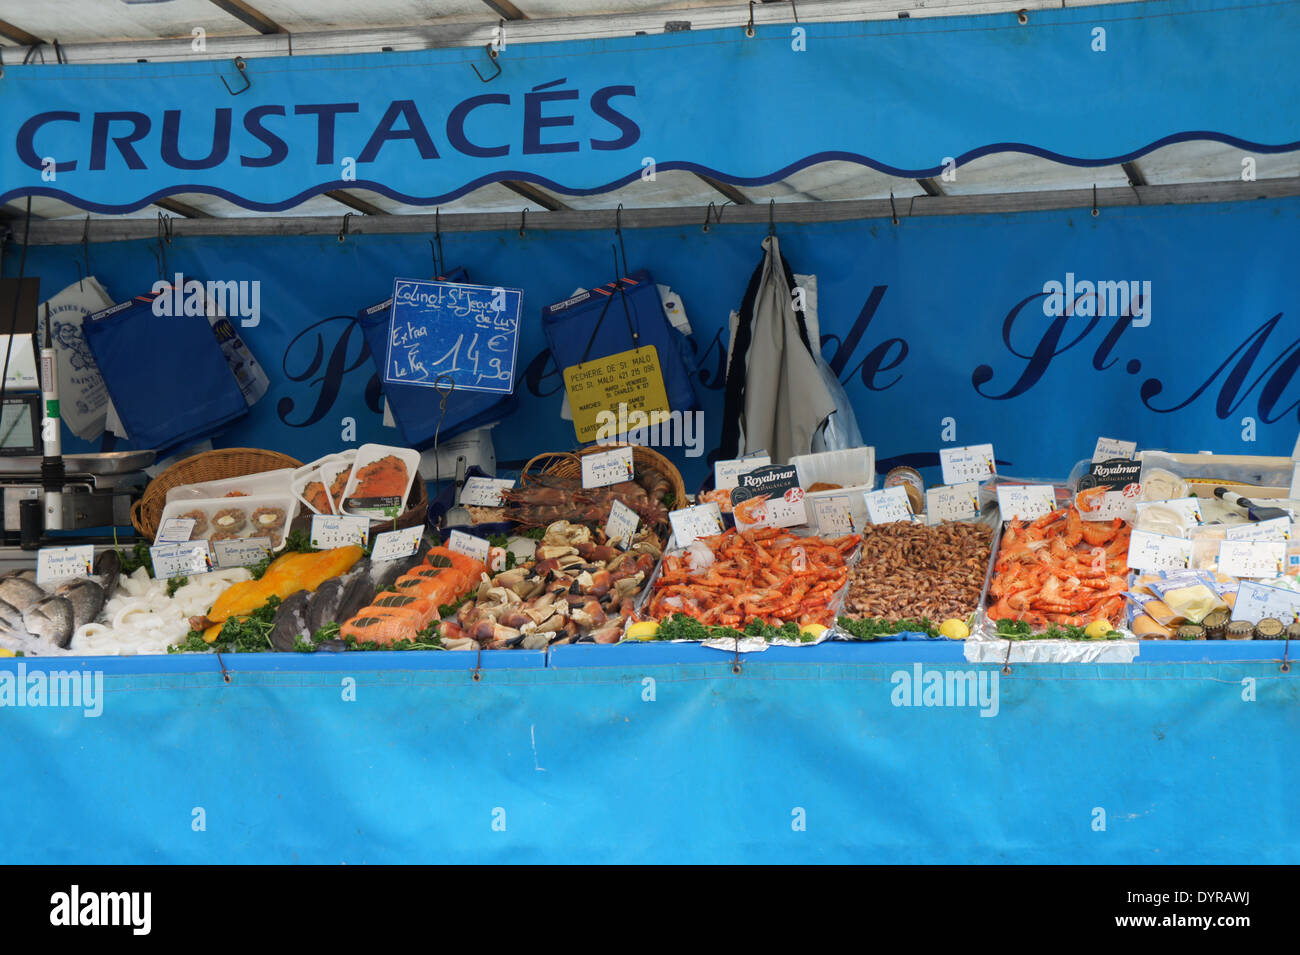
[563,346,671,443]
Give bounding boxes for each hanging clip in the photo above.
[1091,183,1100,218]
[337,212,355,243]
[702,200,729,233]
[518,208,527,238]
[745,1,756,37]
[220,56,251,95]
[889,191,900,226]
[430,208,446,278]
[614,203,629,276]
[768,198,776,237]
[472,23,504,83]
[76,215,90,291]
[157,211,173,246]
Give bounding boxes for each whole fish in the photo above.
[0,577,47,613]
[23,595,75,649]
[93,550,122,599]
[0,597,27,633]
[269,590,312,652]
[305,576,348,636]
[335,573,377,625]
[56,578,106,631]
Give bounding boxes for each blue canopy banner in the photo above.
[10,197,1300,488]
[1,0,1298,212]
[1,654,1296,863]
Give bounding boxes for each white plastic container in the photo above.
[158,492,299,550]
[790,446,876,532]
[339,444,421,521]
[165,468,296,505]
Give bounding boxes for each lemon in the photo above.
[939,618,970,640]
[1085,619,1114,640]
[800,623,829,640]
[0,648,12,658]
[626,620,660,642]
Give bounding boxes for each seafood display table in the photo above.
[3,643,1296,864]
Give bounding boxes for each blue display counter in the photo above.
[2,642,1296,864]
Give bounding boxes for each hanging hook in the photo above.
[157,211,173,246]
[790,0,800,23]
[77,215,90,291]
[745,1,756,37]
[220,56,251,95]
[430,208,446,278]
[337,212,355,243]
[472,26,503,83]
[518,208,527,238]
[614,203,629,276]
[889,191,899,226]
[768,198,776,237]
[702,200,731,233]
[1091,183,1100,218]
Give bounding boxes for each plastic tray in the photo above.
[158,492,299,551]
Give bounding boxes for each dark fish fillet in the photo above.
[305,577,347,636]
[269,590,312,652]
[56,578,105,630]
[335,573,376,624]
[23,595,75,649]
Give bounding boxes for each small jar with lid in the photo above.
[1225,621,1255,641]
[1202,609,1230,640]
[1254,617,1285,641]
[1176,623,1205,641]
[1287,622,1300,643]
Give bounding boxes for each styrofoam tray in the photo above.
[158,492,299,550]
[790,446,875,531]
[165,468,296,505]
[339,444,420,520]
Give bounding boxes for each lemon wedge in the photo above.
[800,623,829,640]
[939,619,970,640]
[0,648,13,658]
[626,620,660,642]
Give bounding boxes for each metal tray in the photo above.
[0,450,156,477]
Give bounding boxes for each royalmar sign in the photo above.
[2,0,1298,212]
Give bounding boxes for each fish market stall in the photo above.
[0,0,1299,863]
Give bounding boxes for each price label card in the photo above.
[926,482,981,523]
[36,545,94,586]
[669,502,724,547]
[605,499,640,549]
[447,529,490,564]
[1136,498,1204,524]
[310,514,370,549]
[1226,517,1292,541]
[1080,488,1140,522]
[156,518,196,543]
[150,542,213,579]
[939,444,996,486]
[714,455,771,491]
[1217,540,1286,578]
[212,537,273,569]
[812,496,856,536]
[459,477,514,507]
[581,446,634,488]
[863,486,914,524]
[1232,579,1300,624]
[1093,437,1137,463]
[371,525,424,562]
[730,465,807,530]
[1126,530,1193,571]
[995,484,1056,521]
[563,347,672,443]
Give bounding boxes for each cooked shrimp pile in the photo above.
[646,527,860,628]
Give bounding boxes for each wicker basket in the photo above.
[521,443,688,514]
[131,448,303,539]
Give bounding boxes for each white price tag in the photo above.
[714,455,771,491]
[812,496,856,536]
[669,502,724,547]
[995,484,1056,521]
[926,483,981,523]
[1217,540,1286,578]
[36,545,94,586]
[212,537,272,569]
[1136,498,1204,525]
[371,525,424,562]
[150,542,213,579]
[1079,487,1140,522]
[1226,517,1292,541]
[581,446,634,489]
[1092,437,1137,463]
[1126,530,1193,571]
[1232,579,1300,624]
[863,486,914,524]
[605,499,640,549]
[447,529,490,564]
[459,477,514,507]
[939,444,996,486]
[156,518,196,543]
[310,514,370,549]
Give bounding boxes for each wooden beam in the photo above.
[499,181,570,211]
[692,173,753,206]
[916,178,945,197]
[478,0,529,20]
[1121,161,1148,187]
[153,198,213,219]
[205,0,285,35]
[323,190,390,216]
[0,19,42,46]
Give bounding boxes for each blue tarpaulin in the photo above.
[1,647,1296,863]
